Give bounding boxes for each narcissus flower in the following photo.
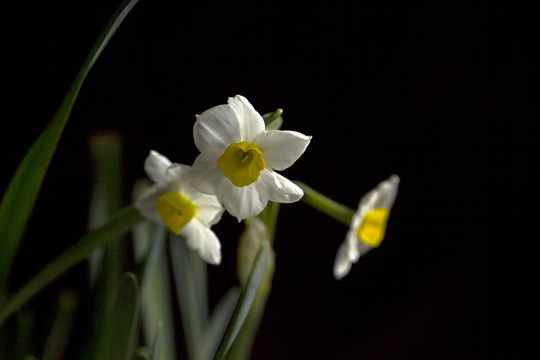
[135,150,224,264]
[334,175,400,280]
[191,95,312,221]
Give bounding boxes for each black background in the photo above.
[2,0,536,359]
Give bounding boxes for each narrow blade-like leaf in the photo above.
[0,0,140,299]
[198,288,240,360]
[91,272,139,360]
[0,205,142,325]
[88,131,126,288]
[41,289,79,360]
[213,241,269,360]
[170,235,209,360]
[139,224,176,360]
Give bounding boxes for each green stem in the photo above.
[0,205,142,326]
[293,181,356,226]
[257,201,280,242]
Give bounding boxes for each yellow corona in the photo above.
[156,192,197,234]
[217,142,266,187]
[357,208,390,247]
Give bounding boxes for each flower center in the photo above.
[156,192,197,234]
[357,208,390,247]
[217,142,266,187]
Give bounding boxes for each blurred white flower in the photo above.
[191,95,311,221]
[334,175,400,280]
[135,150,224,264]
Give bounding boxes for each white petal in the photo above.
[134,183,169,223]
[254,130,312,170]
[192,194,224,226]
[144,150,172,184]
[163,163,191,190]
[183,219,222,265]
[193,104,240,153]
[333,242,353,280]
[190,149,227,195]
[357,241,375,257]
[359,174,400,211]
[374,174,400,209]
[228,95,265,142]
[345,219,361,262]
[255,170,304,203]
[219,182,268,221]
[165,163,224,226]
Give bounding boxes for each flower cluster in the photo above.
[135,95,311,264]
[134,95,400,279]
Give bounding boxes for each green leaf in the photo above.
[132,347,153,360]
[0,0,140,301]
[92,272,139,360]
[0,205,142,326]
[232,215,277,357]
[132,179,154,264]
[198,288,240,360]
[151,323,163,360]
[213,241,269,360]
[138,224,176,360]
[84,132,132,359]
[15,309,35,360]
[88,131,126,288]
[41,289,79,360]
[170,235,209,360]
[227,219,276,360]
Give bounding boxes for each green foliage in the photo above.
[138,223,177,360]
[0,0,381,357]
[89,272,140,360]
[213,241,270,360]
[42,290,80,360]
[170,236,209,360]
[0,205,142,326]
[0,0,141,302]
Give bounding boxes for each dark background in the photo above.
[2,0,536,359]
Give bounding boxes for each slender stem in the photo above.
[294,181,356,226]
[257,201,280,242]
[0,205,142,326]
